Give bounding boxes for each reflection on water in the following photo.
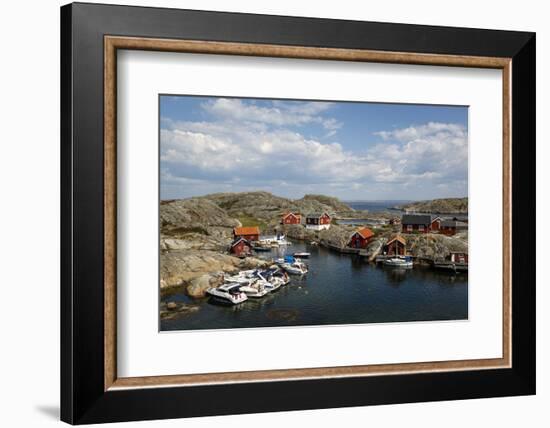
[161,241,468,331]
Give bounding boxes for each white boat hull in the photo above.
[383,258,413,268]
[281,263,308,275]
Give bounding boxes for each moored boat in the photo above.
[258,234,291,247]
[279,256,309,275]
[239,281,271,298]
[206,283,248,304]
[383,256,413,268]
[293,252,310,258]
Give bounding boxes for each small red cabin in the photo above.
[348,227,375,249]
[230,237,252,257]
[402,214,441,233]
[449,251,468,264]
[305,212,331,230]
[233,226,260,242]
[440,220,468,236]
[282,212,301,225]
[385,235,407,256]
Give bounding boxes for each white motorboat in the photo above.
[206,283,248,304]
[239,281,270,298]
[277,255,308,275]
[281,261,308,275]
[383,256,413,268]
[259,234,291,247]
[261,267,291,286]
[224,270,257,283]
[293,252,310,258]
[273,269,290,285]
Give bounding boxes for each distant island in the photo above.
[395,198,468,214]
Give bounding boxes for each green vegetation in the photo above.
[237,215,268,231]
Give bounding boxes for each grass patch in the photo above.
[237,215,267,231]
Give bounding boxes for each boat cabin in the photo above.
[305,212,331,230]
[440,220,468,236]
[385,235,407,256]
[401,214,441,233]
[230,237,252,257]
[348,227,375,249]
[281,212,301,225]
[233,226,260,241]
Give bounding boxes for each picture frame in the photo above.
[60,2,535,424]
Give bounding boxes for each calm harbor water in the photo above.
[160,240,468,332]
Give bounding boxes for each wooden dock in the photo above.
[433,261,468,273]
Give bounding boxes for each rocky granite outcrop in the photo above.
[160,249,270,293]
[396,198,468,214]
[201,191,357,222]
[403,232,468,260]
[160,198,240,239]
[317,224,356,249]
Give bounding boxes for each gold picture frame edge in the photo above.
[104,35,512,391]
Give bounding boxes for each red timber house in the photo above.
[449,251,468,264]
[401,214,441,233]
[348,227,375,249]
[305,212,331,231]
[385,235,407,256]
[281,212,301,225]
[440,219,468,236]
[230,237,251,257]
[233,226,260,242]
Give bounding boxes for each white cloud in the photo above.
[201,98,342,131]
[161,105,467,200]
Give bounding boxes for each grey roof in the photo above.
[401,214,437,226]
[441,220,468,228]
[306,212,330,219]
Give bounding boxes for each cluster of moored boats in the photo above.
[206,256,309,305]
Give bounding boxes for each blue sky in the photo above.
[160,95,468,201]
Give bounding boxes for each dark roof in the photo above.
[306,212,330,219]
[401,214,437,226]
[231,236,250,247]
[441,220,468,228]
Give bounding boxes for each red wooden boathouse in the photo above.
[385,235,407,256]
[348,227,375,249]
[230,237,252,257]
[233,226,260,241]
[281,212,301,225]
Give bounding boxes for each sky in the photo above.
[160,95,468,201]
